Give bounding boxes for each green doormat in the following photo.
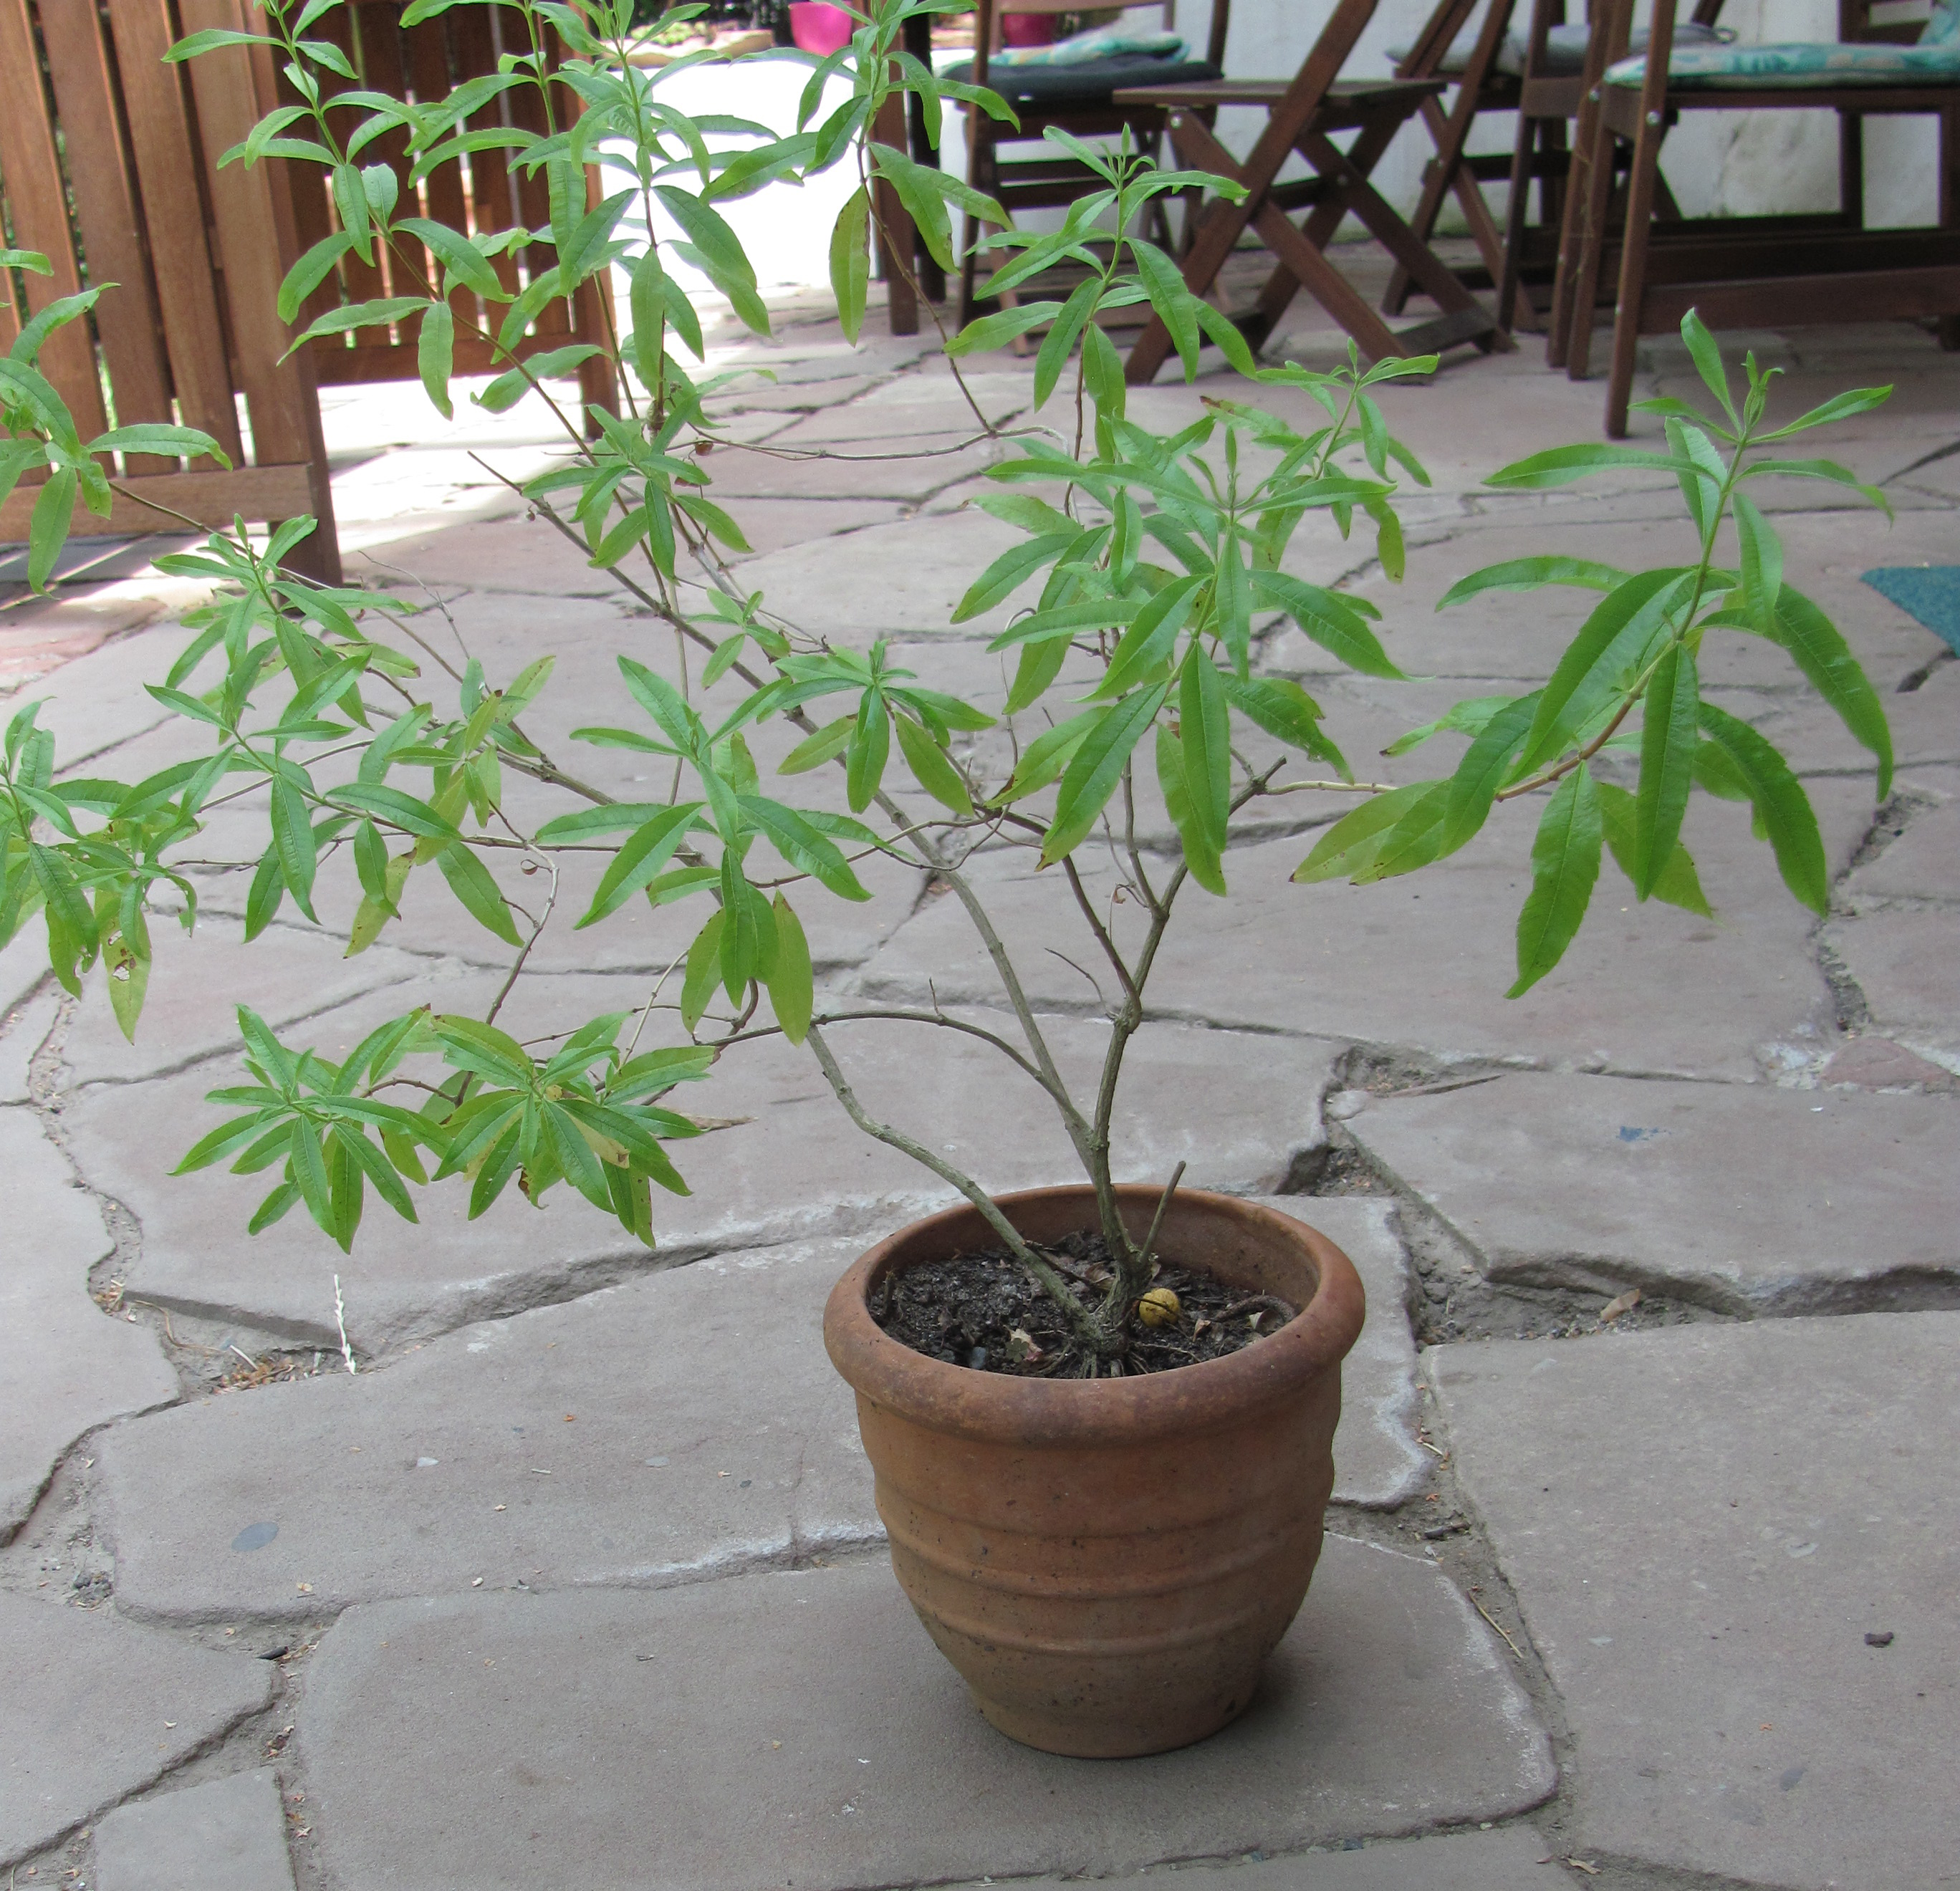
[1863,567,1960,655]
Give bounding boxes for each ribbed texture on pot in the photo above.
[824,1187,1365,1757]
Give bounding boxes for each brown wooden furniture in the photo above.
[1565,0,1960,433]
[1116,0,1506,380]
[279,3,619,420]
[1382,0,1528,324]
[1,0,339,579]
[952,0,1229,324]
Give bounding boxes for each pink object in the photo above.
[788,2,854,54]
[1000,11,1057,44]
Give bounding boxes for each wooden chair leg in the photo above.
[1547,89,1603,367]
[1499,110,1539,332]
[1562,114,1620,380]
[1605,114,1666,436]
[1941,105,1960,350]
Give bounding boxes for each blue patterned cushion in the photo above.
[1923,0,1960,42]
[1392,19,1724,76]
[1606,37,1960,85]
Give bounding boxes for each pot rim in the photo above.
[822,1184,1366,1448]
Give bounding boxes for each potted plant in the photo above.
[0,0,1891,1756]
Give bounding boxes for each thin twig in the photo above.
[1133,1159,1187,1284]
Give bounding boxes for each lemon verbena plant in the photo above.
[0,0,1893,1372]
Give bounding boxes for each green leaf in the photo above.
[1696,701,1828,915]
[1678,309,1739,426]
[1759,584,1893,799]
[1633,643,1699,899]
[1130,238,1199,378]
[1755,384,1891,442]
[1731,492,1783,636]
[893,711,972,815]
[1516,569,1692,774]
[779,716,855,775]
[1042,684,1168,865]
[577,803,703,927]
[767,895,813,1044]
[1250,570,1404,679]
[845,694,889,814]
[1664,416,1726,541]
[27,468,76,594]
[1441,692,1539,855]
[945,300,1064,358]
[436,842,522,946]
[417,300,454,419]
[952,531,1077,622]
[1507,764,1602,997]
[270,777,319,923]
[1178,645,1229,856]
[396,217,504,299]
[1485,444,1716,491]
[1156,721,1224,895]
[1095,573,1204,699]
[1384,694,1514,756]
[330,783,459,840]
[1292,781,1441,883]
[828,186,871,345]
[87,424,231,468]
[1031,277,1099,411]
[680,910,724,1032]
[1596,780,1712,918]
[1221,674,1344,771]
[739,796,870,900]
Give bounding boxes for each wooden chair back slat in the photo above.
[37,0,178,474]
[0,0,111,440]
[105,0,245,463]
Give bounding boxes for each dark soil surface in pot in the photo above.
[869,1230,1296,1377]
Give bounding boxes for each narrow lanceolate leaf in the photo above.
[1250,572,1404,680]
[1042,684,1168,865]
[1440,692,1539,855]
[1516,569,1692,774]
[270,777,319,921]
[1436,558,1630,607]
[1596,781,1712,918]
[417,300,454,418]
[1763,585,1893,798]
[1095,574,1204,700]
[680,910,724,1033]
[828,186,870,345]
[1633,643,1699,900]
[1696,702,1828,915]
[435,842,523,947]
[845,695,889,814]
[1731,492,1783,635]
[1508,764,1602,998]
[1292,781,1443,884]
[767,895,813,1044]
[577,803,702,928]
[952,532,1077,622]
[893,711,972,816]
[1156,723,1224,895]
[1179,645,1230,856]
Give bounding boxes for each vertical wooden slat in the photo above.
[37,0,176,473]
[449,5,522,302]
[353,2,433,297]
[105,0,244,463]
[178,0,340,582]
[405,15,479,340]
[0,0,110,438]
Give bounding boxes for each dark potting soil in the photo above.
[870,1230,1297,1378]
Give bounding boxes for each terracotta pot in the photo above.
[823,1185,1365,1758]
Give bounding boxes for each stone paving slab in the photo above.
[63,973,1340,1349]
[0,1110,176,1537]
[1428,1314,1960,1890]
[1826,908,1960,1060]
[1346,1072,1960,1314]
[855,779,1880,1081]
[0,1590,273,1865]
[13,622,198,769]
[941,1826,1566,1889]
[0,990,55,1105]
[97,1198,1421,1623]
[296,1541,1553,1891]
[92,1769,295,1891]
[1847,770,1960,901]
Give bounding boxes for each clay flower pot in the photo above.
[823,1184,1365,1758]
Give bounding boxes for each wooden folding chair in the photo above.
[951,0,1229,325]
[1382,0,1529,324]
[1117,0,1506,381]
[1565,0,1960,433]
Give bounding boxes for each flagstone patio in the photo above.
[1,259,1956,1890]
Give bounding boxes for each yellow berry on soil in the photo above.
[1138,1287,1181,1328]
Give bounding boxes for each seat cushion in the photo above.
[945,53,1224,107]
[1605,38,1960,85]
[1386,19,1724,77]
